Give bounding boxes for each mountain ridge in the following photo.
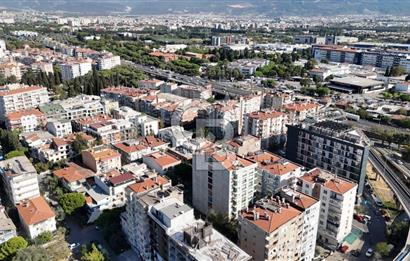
[2,0,410,16]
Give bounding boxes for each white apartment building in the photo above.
[246,151,304,196]
[138,79,164,89]
[17,196,56,239]
[121,176,175,260]
[280,188,320,261]
[0,207,17,244]
[238,198,304,261]
[5,108,46,132]
[135,114,159,136]
[61,60,92,81]
[0,84,49,117]
[0,156,40,205]
[46,119,73,138]
[243,110,287,149]
[96,55,121,70]
[192,149,257,219]
[297,168,357,248]
[149,197,251,261]
[40,95,104,121]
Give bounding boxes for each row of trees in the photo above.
[369,127,410,149]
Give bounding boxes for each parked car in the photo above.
[351,250,361,257]
[354,213,365,223]
[365,248,374,257]
[363,215,371,221]
[339,245,349,253]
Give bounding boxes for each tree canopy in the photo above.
[81,244,105,261]
[0,236,28,260]
[59,192,86,215]
[12,245,48,261]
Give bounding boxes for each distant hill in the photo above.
[2,0,410,16]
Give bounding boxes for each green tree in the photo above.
[35,231,53,245]
[72,134,89,155]
[81,244,105,261]
[0,130,23,153]
[387,220,410,245]
[59,193,85,215]
[12,245,48,261]
[375,242,390,257]
[0,236,28,260]
[390,66,407,77]
[403,146,410,162]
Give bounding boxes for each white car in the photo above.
[69,243,79,250]
[365,248,374,257]
[363,215,371,221]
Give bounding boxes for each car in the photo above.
[397,160,404,165]
[69,243,79,250]
[363,215,371,221]
[351,250,361,257]
[339,245,349,253]
[353,213,365,223]
[365,248,374,257]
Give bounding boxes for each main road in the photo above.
[368,149,410,260]
[122,60,265,97]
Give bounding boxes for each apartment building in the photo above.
[0,62,22,80]
[208,100,241,139]
[283,102,320,125]
[134,114,159,137]
[238,197,304,261]
[243,110,287,149]
[96,55,121,70]
[138,79,164,89]
[53,163,95,192]
[39,95,104,121]
[85,172,136,222]
[280,188,320,261]
[82,148,121,174]
[113,140,152,163]
[150,197,250,261]
[60,59,92,81]
[46,119,73,138]
[229,59,269,76]
[0,156,40,205]
[247,151,303,196]
[297,168,357,247]
[286,120,370,194]
[0,207,17,244]
[17,196,56,239]
[142,151,181,175]
[101,86,150,109]
[262,91,293,110]
[5,108,46,132]
[121,175,175,260]
[0,84,49,117]
[174,84,212,100]
[192,149,257,219]
[226,135,261,157]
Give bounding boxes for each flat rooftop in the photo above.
[331,76,384,88]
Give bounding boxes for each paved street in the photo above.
[65,217,116,260]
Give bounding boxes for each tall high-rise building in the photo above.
[192,149,257,219]
[297,168,357,247]
[286,120,370,195]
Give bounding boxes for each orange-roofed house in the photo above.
[238,198,304,261]
[113,140,152,163]
[82,148,121,174]
[297,168,357,247]
[283,102,319,125]
[17,196,56,239]
[5,108,46,132]
[53,163,95,192]
[247,151,303,196]
[192,149,257,219]
[142,151,181,175]
[243,110,288,149]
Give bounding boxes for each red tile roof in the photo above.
[108,173,135,186]
[17,196,55,226]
